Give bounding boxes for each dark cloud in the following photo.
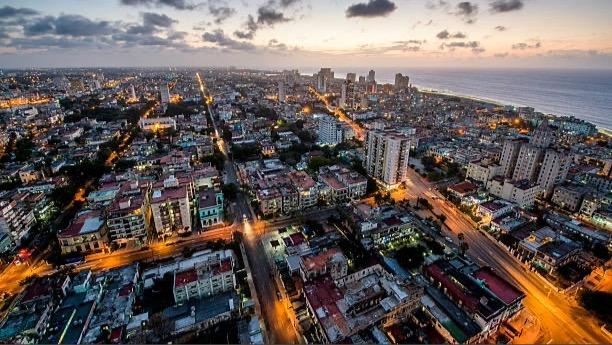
[512,41,541,50]
[257,7,290,25]
[203,29,255,50]
[208,4,236,24]
[494,25,507,31]
[436,30,466,39]
[142,12,177,27]
[490,0,523,13]
[23,15,116,37]
[119,0,198,10]
[233,2,292,40]
[346,0,397,18]
[23,16,55,36]
[0,5,39,18]
[455,1,478,23]
[425,0,449,10]
[279,0,301,7]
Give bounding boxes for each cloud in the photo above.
[233,2,293,40]
[494,25,507,31]
[440,40,482,53]
[23,15,116,37]
[455,2,478,23]
[203,29,255,51]
[0,5,39,18]
[494,52,509,58]
[512,41,541,50]
[257,7,290,25]
[346,0,397,18]
[279,0,301,7]
[426,0,449,10]
[436,30,466,39]
[142,12,177,27]
[490,0,523,13]
[119,0,198,10]
[208,4,236,24]
[268,39,287,50]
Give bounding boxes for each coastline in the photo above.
[415,86,611,136]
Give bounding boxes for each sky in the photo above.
[0,0,611,69]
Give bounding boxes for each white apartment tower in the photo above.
[278,81,286,103]
[363,129,412,187]
[499,139,523,178]
[160,83,171,104]
[318,115,353,146]
[537,149,572,197]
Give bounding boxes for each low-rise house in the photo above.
[198,187,224,228]
[58,210,108,255]
[173,256,236,304]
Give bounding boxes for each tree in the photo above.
[148,313,173,340]
[221,183,238,201]
[396,245,426,270]
[578,290,612,325]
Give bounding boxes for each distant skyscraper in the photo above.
[363,129,412,186]
[129,84,137,100]
[160,83,170,104]
[367,70,376,83]
[358,76,366,84]
[346,73,356,83]
[394,73,410,90]
[316,68,334,93]
[278,81,286,103]
[340,80,355,109]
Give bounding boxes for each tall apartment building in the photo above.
[499,139,523,178]
[316,68,334,93]
[160,83,170,104]
[318,115,354,145]
[346,72,356,83]
[106,182,151,246]
[340,80,355,109]
[512,144,544,182]
[0,198,35,246]
[363,129,412,187]
[278,81,286,103]
[367,69,376,83]
[537,149,572,197]
[394,73,410,90]
[150,177,192,238]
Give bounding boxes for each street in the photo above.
[397,168,610,344]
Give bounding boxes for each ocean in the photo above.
[303,67,612,131]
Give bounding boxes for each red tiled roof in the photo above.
[424,263,479,312]
[175,269,198,288]
[472,267,524,306]
[212,258,233,275]
[448,181,478,195]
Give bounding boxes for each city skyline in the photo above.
[1,0,612,69]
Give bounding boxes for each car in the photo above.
[276,291,282,300]
[243,213,248,222]
[445,236,453,243]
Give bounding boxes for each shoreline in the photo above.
[416,87,611,136]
